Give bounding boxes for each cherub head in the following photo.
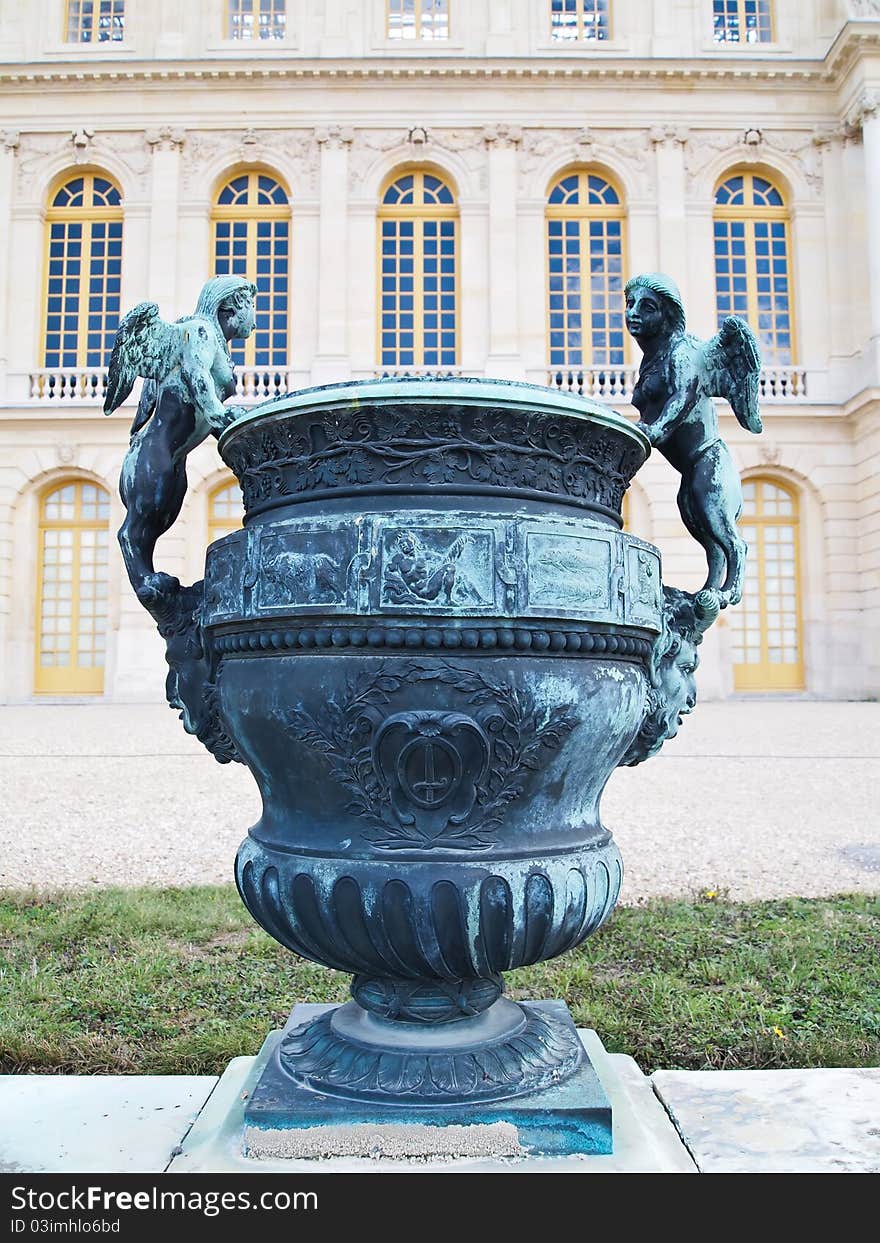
[396,532,419,558]
[195,275,258,343]
[624,273,686,345]
[622,586,720,765]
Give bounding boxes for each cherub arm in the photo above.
[179,322,246,432]
[637,343,701,447]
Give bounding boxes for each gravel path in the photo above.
[2,701,878,903]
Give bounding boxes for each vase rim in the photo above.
[220,376,651,458]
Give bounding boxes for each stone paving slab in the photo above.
[652,1068,880,1172]
[0,1075,218,1173]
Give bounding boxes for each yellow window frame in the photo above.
[386,0,450,40]
[377,168,459,368]
[224,0,287,40]
[714,170,795,366]
[211,169,291,370]
[732,477,804,692]
[545,168,629,368]
[549,0,612,42]
[713,0,774,44]
[64,0,126,44]
[208,478,245,543]
[34,480,110,696]
[41,170,124,370]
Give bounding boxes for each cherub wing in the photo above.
[701,315,763,434]
[102,302,181,418]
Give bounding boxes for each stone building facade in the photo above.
[1,0,878,702]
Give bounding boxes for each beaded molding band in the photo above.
[211,624,654,660]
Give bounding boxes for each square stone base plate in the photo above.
[244,1000,609,1158]
[169,1004,696,1173]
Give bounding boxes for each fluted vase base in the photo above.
[243,1000,613,1156]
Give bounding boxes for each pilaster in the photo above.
[484,125,521,378]
[146,128,185,317]
[312,126,353,384]
[651,127,689,305]
[0,130,20,389]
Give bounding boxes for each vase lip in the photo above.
[220,375,651,458]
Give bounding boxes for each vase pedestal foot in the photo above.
[242,1000,613,1157]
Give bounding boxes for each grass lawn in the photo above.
[0,886,877,1075]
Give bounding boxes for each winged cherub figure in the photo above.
[103,275,257,605]
[624,273,762,606]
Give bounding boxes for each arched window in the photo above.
[208,479,244,543]
[714,171,793,365]
[43,173,123,370]
[546,171,626,368]
[212,171,291,370]
[729,478,803,691]
[35,480,110,695]
[378,170,458,368]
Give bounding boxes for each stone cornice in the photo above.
[0,54,857,91]
[6,21,880,90]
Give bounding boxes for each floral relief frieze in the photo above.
[15,130,152,200]
[347,127,487,195]
[684,129,825,198]
[517,127,652,198]
[181,129,319,196]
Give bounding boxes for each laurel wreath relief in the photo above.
[284,661,579,851]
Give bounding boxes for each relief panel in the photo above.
[625,543,663,628]
[257,528,353,613]
[203,534,246,623]
[377,525,497,614]
[524,531,614,619]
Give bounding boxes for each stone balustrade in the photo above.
[545,365,808,403]
[25,367,297,406]
[23,363,810,405]
[29,369,109,402]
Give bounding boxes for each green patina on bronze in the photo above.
[103,272,762,1153]
[625,271,763,607]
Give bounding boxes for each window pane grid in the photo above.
[66,0,126,43]
[550,0,610,42]
[713,0,772,44]
[213,172,290,369]
[227,0,286,40]
[209,481,244,542]
[37,482,110,692]
[379,172,457,367]
[729,478,803,688]
[387,0,449,40]
[714,171,793,366]
[44,174,123,370]
[546,171,625,368]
